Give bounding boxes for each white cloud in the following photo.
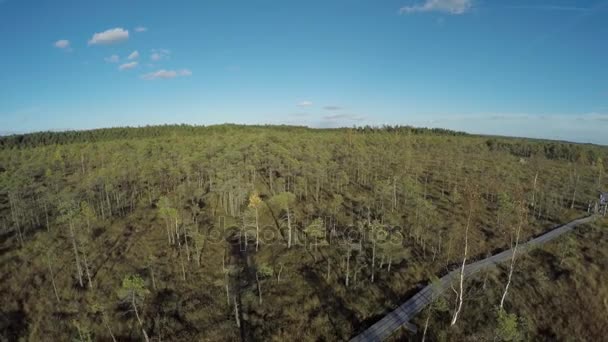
[150,49,170,61]
[400,0,473,15]
[134,26,148,32]
[575,112,608,122]
[54,39,70,49]
[297,101,313,107]
[88,28,129,45]
[315,113,367,128]
[289,113,311,118]
[324,105,342,111]
[119,61,138,70]
[128,50,139,60]
[179,69,192,76]
[323,113,365,121]
[141,69,192,80]
[507,5,589,12]
[104,54,120,63]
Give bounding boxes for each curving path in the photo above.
[350,215,596,342]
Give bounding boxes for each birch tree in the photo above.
[378,228,408,275]
[158,196,175,244]
[91,303,117,342]
[255,264,274,305]
[450,185,477,326]
[499,203,525,311]
[271,192,296,248]
[59,201,84,288]
[368,220,387,283]
[118,275,150,342]
[248,192,263,251]
[304,218,325,261]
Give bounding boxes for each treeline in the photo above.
[3,124,604,167]
[486,138,606,165]
[0,124,470,149]
[0,124,305,149]
[352,125,468,136]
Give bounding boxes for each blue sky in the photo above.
[1,0,607,144]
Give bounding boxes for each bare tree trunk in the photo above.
[570,173,578,209]
[287,207,292,248]
[165,221,172,245]
[175,217,180,247]
[345,248,351,287]
[451,208,471,326]
[315,176,320,203]
[225,276,230,306]
[100,310,117,342]
[196,245,201,267]
[532,172,538,207]
[47,254,60,303]
[150,266,157,291]
[9,196,24,247]
[256,272,262,305]
[255,208,260,252]
[44,202,50,232]
[222,257,230,306]
[69,221,84,288]
[392,177,397,212]
[105,186,112,217]
[82,251,93,289]
[499,219,522,310]
[371,241,376,283]
[277,264,284,283]
[180,249,187,281]
[422,312,431,342]
[184,229,191,262]
[233,296,240,328]
[132,293,150,342]
[80,153,86,175]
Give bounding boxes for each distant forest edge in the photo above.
[1,124,605,165]
[0,124,467,147]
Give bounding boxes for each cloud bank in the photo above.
[141,69,192,80]
[54,39,70,49]
[400,0,473,14]
[128,51,139,60]
[323,113,365,121]
[297,101,313,107]
[88,28,129,45]
[150,49,170,61]
[119,61,138,70]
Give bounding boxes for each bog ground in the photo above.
[0,125,606,341]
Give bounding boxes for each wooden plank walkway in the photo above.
[350,215,596,342]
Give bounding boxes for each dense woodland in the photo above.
[0,124,606,341]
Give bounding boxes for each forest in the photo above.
[0,124,606,341]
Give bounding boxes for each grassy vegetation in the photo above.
[0,124,606,341]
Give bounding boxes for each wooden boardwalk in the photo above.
[350,215,596,342]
